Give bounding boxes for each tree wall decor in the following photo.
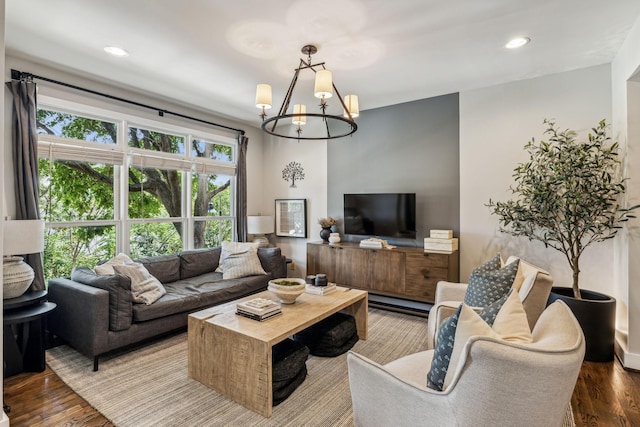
[282,161,305,188]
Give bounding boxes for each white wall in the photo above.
[459,64,613,292]
[261,136,327,278]
[612,14,640,368]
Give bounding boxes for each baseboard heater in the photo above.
[367,294,432,318]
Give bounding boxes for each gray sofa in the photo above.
[48,246,287,370]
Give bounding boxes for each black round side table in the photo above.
[3,290,56,377]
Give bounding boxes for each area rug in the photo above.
[46,309,575,427]
[46,309,426,426]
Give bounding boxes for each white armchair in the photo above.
[348,300,585,427]
[426,256,553,349]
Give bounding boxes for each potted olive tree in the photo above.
[488,119,638,361]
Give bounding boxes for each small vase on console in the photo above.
[320,227,332,242]
[329,233,341,244]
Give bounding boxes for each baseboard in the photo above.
[368,294,432,317]
[0,411,10,427]
[615,333,640,370]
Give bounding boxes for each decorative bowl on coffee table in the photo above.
[268,278,306,304]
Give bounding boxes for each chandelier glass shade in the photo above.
[255,45,358,140]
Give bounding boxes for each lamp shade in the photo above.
[314,69,333,99]
[292,104,307,125]
[343,94,359,118]
[247,216,274,235]
[3,219,45,255]
[255,84,273,109]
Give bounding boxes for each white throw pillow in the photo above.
[216,241,261,273]
[443,290,533,389]
[113,262,166,305]
[94,253,133,275]
[219,245,267,279]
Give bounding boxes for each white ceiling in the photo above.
[6,0,640,126]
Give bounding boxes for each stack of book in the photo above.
[236,298,282,321]
[424,229,458,253]
[305,282,337,295]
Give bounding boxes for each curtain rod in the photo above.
[10,69,245,136]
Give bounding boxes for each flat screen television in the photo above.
[344,193,416,239]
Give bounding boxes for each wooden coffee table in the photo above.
[188,286,368,417]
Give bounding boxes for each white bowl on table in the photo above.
[268,278,306,304]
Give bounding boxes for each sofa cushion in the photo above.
[427,290,532,391]
[71,266,132,331]
[132,272,270,322]
[258,247,286,279]
[179,248,221,279]
[135,254,181,284]
[113,263,167,305]
[464,254,519,307]
[94,253,133,275]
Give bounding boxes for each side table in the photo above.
[3,290,56,377]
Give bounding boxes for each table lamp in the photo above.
[3,219,45,299]
[247,215,274,248]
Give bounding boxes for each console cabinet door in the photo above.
[367,249,405,294]
[333,246,369,288]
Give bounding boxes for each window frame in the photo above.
[36,95,238,263]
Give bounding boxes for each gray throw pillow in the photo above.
[427,291,511,391]
[463,254,519,307]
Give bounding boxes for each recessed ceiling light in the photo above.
[505,37,531,49]
[104,46,129,57]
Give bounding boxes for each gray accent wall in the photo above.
[327,93,460,247]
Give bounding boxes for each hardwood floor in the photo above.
[3,367,112,427]
[3,359,640,426]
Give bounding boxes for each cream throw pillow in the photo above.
[216,241,261,273]
[113,262,166,305]
[215,241,266,279]
[443,290,533,389]
[94,253,133,275]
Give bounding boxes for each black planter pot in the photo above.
[319,227,332,242]
[547,287,616,362]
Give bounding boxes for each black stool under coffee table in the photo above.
[293,312,358,357]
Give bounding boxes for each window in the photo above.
[36,103,237,278]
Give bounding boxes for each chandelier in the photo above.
[255,44,359,140]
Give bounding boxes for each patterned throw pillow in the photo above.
[463,254,520,307]
[427,290,533,391]
[113,262,166,305]
[219,245,267,279]
[427,291,511,391]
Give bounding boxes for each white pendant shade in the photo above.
[292,104,307,125]
[314,69,333,99]
[255,83,272,109]
[343,94,360,118]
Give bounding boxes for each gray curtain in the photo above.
[236,134,248,242]
[7,79,45,292]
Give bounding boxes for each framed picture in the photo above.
[275,199,307,238]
